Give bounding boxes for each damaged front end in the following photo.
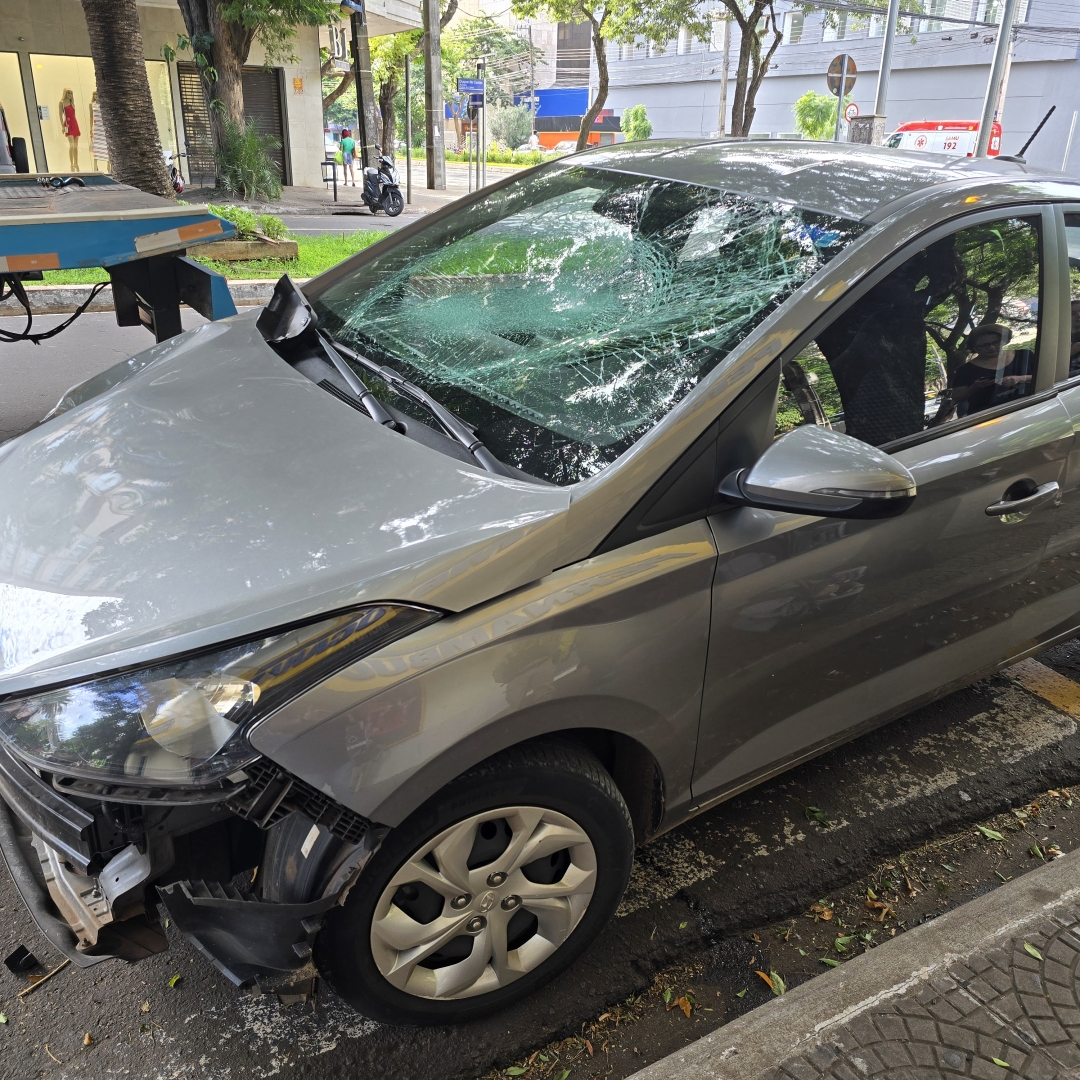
[0,601,437,985]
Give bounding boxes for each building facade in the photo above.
[0,0,344,188]
[597,0,1080,176]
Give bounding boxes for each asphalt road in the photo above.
[4,319,1080,1079]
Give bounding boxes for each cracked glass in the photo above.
[311,164,863,485]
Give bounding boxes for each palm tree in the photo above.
[80,0,173,197]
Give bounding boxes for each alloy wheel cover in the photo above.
[369,806,597,1000]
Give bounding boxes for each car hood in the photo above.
[0,314,570,695]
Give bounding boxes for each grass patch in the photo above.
[40,231,386,286]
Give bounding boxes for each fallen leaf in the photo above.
[820,958,841,967]
[866,900,893,922]
[672,995,692,1018]
[26,974,43,985]
[679,921,688,930]
[1048,789,1060,797]
[555,1071,571,1080]
[140,1001,150,1014]
[995,870,1009,882]
[804,806,828,825]
[597,1013,611,1022]
[505,1068,529,1077]
[584,1039,594,1057]
[808,903,834,921]
[755,970,774,991]
[749,932,761,943]
[83,1033,93,1047]
[662,988,672,1005]
[1030,843,1046,861]
[768,971,787,995]
[866,886,877,900]
[1048,845,1063,859]
[834,934,856,953]
[798,948,807,956]
[1024,942,1043,961]
[736,988,747,998]
[941,864,956,873]
[977,825,1006,841]
[992,1058,1010,1068]
[0,1014,6,1024]
[167,974,182,989]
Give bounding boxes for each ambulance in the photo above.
[885,120,1002,157]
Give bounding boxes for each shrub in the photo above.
[792,91,849,141]
[621,104,652,142]
[487,105,534,151]
[207,202,287,241]
[214,117,282,202]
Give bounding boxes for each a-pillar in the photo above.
[423,0,446,189]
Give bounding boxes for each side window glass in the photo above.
[776,216,1042,445]
[1065,214,1080,379]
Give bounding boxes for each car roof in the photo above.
[572,139,1068,222]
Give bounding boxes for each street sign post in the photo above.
[457,77,485,93]
[845,102,860,122]
[828,54,857,141]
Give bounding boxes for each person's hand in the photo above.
[999,374,1032,388]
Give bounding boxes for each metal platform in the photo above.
[0,173,239,341]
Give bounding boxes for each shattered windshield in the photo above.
[310,163,864,485]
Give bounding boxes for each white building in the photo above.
[597,0,1080,175]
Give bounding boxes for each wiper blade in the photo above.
[317,334,402,430]
[320,331,514,478]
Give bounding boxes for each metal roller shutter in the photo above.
[241,67,290,186]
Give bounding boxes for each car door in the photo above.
[692,205,1076,805]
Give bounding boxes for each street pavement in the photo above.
[4,318,1080,1079]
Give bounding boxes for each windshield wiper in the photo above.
[320,331,515,478]
[316,334,402,430]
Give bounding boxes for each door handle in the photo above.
[985,480,1061,520]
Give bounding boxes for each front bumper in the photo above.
[0,743,384,984]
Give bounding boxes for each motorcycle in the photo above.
[163,150,185,195]
[360,145,404,217]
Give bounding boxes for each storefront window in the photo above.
[0,53,37,172]
[30,54,177,174]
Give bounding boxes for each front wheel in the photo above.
[382,188,405,217]
[314,742,634,1025]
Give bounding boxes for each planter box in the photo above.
[204,239,299,261]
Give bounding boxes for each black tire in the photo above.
[382,188,405,217]
[314,742,634,1025]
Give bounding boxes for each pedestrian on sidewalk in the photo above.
[341,129,356,187]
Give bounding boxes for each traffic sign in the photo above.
[844,102,860,122]
[457,77,485,93]
[827,54,857,96]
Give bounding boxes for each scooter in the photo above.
[360,145,404,217]
[163,150,185,195]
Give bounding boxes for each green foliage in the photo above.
[488,105,534,150]
[217,0,339,65]
[621,104,652,141]
[213,118,282,201]
[322,75,358,129]
[442,15,534,108]
[792,90,849,141]
[208,203,288,240]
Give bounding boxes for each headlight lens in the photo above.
[0,604,438,786]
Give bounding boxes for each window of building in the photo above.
[0,52,36,171]
[29,54,176,174]
[710,18,729,51]
[783,11,804,44]
[868,14,885,36]
[822,12,848,41]
[978,0,1029,22]
[775,216,1041,446]
[677,26,692,54]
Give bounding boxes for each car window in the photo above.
[310,163,863,485]
[775,215,1042,446]
[1065,213,1080,379]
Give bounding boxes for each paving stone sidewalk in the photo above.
[628,850,1080,1080]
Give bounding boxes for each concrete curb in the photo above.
[0,279,304,317]
[626,849,1080,1079]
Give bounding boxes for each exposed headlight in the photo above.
[0,604,438,786]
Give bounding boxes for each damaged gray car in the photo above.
[4,141,1080,1025]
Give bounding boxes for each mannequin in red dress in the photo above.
[60,88,80,170]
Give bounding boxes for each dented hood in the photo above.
[0,315,569,695]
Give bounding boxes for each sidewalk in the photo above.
[628,849,1080,1080]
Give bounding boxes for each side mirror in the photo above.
[720,425,916,519]
[256,274,315,343]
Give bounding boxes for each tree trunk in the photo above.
[741,5,782,135]
[176,0,255,156]
[80,0,173,197]
[726,0,781,137]
[576,8,609,152]
[379,73,399,155]
[323,70,355,113]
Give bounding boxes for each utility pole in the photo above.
[405,54,412,204]
[423,0,446,189]
[717,17,730,137]
[833,54,851,141]
[478,58,487,189]
[975,0,1020,158]
[528,24,536,136]
[868,0,901,144]
[349,12,378,169]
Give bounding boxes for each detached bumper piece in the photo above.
[157,880,338,987]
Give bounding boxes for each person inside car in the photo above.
[949,323,1033,416]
